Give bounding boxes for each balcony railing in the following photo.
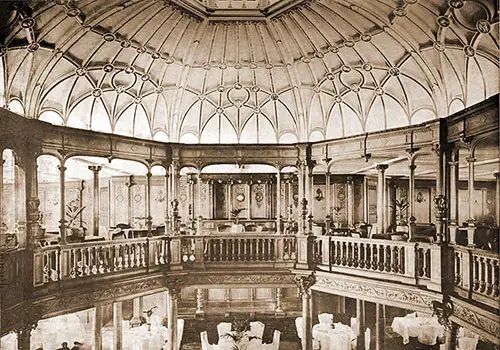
[33,237,171,286]
[454,245,499,308]
[314,236,442,289]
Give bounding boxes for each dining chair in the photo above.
[217,322,232,339]
[262,329,281,350]
[295,317,303,340]
[317,313,333,326]
[201,331,218,350]
[249,321,265,339]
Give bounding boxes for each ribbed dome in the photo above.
[0,0,498,143]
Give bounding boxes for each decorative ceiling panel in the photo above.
[0,0,497,143]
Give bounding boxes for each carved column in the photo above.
[375,303,385,350]
[363,176,369,224]
[95,305,103,350]
[196,170,203,234]
[307,165,314,231]
[125,176,135,226]
[228,180,233,219]
[275,287,284,314]
[444,322,458,350]
[130,297,143,327]
[434,145,445,243]
[387,179,396,231]
[408,164,417,240]
[495,172,500,228]
[247,180,251,219]
[23,154,41,249]
[448,155,459,244]
[376,165,388,234]
[297,161,306,234]
[347,176,354,228]
[166,282,181,350]
[88,165,102,236]
[295,274,316,350]
[146,171,153,237]
[196,288,205,316]
[276,169,282,233]
[164,167,170,233]
[114,301,123,350]
[325,172,331,232]
[356,299,365,350]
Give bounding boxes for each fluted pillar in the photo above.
[114,301,123,350]
[275,287,283,314]
[88,165,102,236]
[434,145,445,243]
[495,172,500,227]
[444,322,458,350]
[94,305,103,350]
[466,156,476,246]
[164,167,170,233]
[146,171,153,236]
[297,161,306,234]
[276,170,282,233]
[375,303,385,350]
[376,165,388,234]
[166,286,180,350]
[363,176,369,224]
[125,176,134,226]
[347,176,354,228]
[58,163,67,243]
[325,172,331,232]
[356,299,365,350]
[408,164,417,241]
[196,288,205,316]
[196,170,203,234]
[295,274,315,350]
[448,156,459,244]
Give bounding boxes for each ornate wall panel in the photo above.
[251,183,267,218]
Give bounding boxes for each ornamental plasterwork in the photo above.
[187,272,296,286]
[315,276,437,308]
[452,301,500,341]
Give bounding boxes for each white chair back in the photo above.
[217,322,232,339]
[249,321,265,339]
[350,317,357,332]
[177,319,184,349]
[295,317,303,340]
[272,329,281,350]
[365,328,371,350]
[200,331,214,350]
[318,313,333,325]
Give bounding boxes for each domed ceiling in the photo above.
[0,0,498,143]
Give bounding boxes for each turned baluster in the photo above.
[365,243,370,270]
[372,243,377,270]
[479,257,486,293]
[385,245,391,272]
[492,260,499,297]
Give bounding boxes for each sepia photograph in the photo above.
[0,0,498,349]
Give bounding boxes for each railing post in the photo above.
[321,237,329,267]
[170,236,183,270]
[296,235,315,270]
[428,244,442,292]
[405,244,416,279]
[194,236,205,268]
[276,237,284,264]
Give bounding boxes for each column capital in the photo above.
[376,164,388,172]
[295,272,316,297]
[57,165,67,172]
[494,172,500,179]
[166,276,183,298]
[448,160,458,167]
[465,156,476,163]
[88,165,102,173]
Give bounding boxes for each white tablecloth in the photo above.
[218,336,263,350]
[313,323,355,350]
[391,316,444,345]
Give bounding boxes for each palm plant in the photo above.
[230,208,245,224]
[221,318,260,350]
[391,199,410,225]
[66,200,86,229]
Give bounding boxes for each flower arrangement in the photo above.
[222,318,260,350]
[391,199,410,226]
[230,208,245,224]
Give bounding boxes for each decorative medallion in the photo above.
[330,46,339,53]
[341,65,351,72]
[389,67,400,76]
[133,96,142,104]
[448,0,464,9]
[137,46,147,54]
[141,73,151,81]
[313,86,321,94]
[236,193,245,202]
[265,63,274,69]
[21,17,35,28]
[234,99,243,108]
[374,87,384,96]
[251,85,260,93]
[218,63,227,70]
[433,41,446,52]
[301,56,311,63]
[103,33,116,42]
[217,85,225,93]
[326,73,334,80]
[179,193,187,202]
[234,63,242,69]
[463,45,475,57]
[115,86,126,94]
[124,66,135,74]
[334,95,342,103]
[121,40,131,48]
[151,51,161,59]
[66,8,80,17]
[476,19,491,33]
[253,106,261,114]
[203,63,211,70]
[249,62,258,69]
[155,86,164,94]
[393,7,407,17]
[116,194,124,203]
[436,16,450,27]
[234,83,242,90]
[270,93,279,100]
[216,106,224,114]
[344,40,355,48]
[92,88,102,98]
[164,56,174,64]
[360,33,371,42]
[134,194,142,202]
[198,94,206,101]
[75,67,87,76]
[27,42,39,53]
[315,51,324,59]
[362,63,373,71]
[103,64,114,73]
[350,84,360,93]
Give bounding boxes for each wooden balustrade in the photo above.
[454,246,499,308]
[34,237,171,286]
[314,236,440,287]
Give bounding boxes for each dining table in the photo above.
[391,314,445,346]
[312,322,355,350]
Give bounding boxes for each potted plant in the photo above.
[66,199,87,241]
[332,206,343,229]
[222,318,261,350]
[391,199,409,230]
